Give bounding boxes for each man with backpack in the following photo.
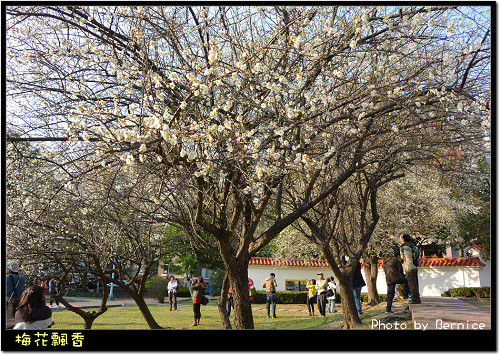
[6,260,26,326]
[262,273,278,318]
[383,250,410,313]
[400,234,421,304]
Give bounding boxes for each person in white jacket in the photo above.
[167,275,179,311]
[14,285,53,330]
[327,277,337,313]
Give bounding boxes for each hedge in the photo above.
[250,291,385,304]
[176,284,191,297]
[441,287,490,298]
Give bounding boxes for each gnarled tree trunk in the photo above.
[363,256,380,306]
[217,235,254,329]
[336,270,363,329]
[217,274,232,329]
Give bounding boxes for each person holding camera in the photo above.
[262,273,277,318]
[383,250,410,314]
[399,234,421,304]
[305,279,316,316]
[191,276,208,326]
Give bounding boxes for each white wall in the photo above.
[249,266,338,292]
[249,264,487,297]
[479,261,491,287]
[373,266,484,296]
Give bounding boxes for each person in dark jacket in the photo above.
[6,260,26,327]
[400,234,421,304]
[191,276,208,326]
[383,254,410,313]
[14,285,53,330]
[352,261,366,315]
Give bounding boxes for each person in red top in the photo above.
[248,277,254,302]
[227,287,233,316]
[191,276,208,326]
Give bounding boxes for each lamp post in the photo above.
[109,227,119,301]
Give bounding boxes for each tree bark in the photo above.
[225,263,254,329]
[134,296,163,329]
[363,256,380,306]
[58,297,107,329]
[336,272,363,329]
[217,235,254,329]
[103,264,164,329]
[217,274,232,329]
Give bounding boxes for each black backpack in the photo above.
[411,246,420,266]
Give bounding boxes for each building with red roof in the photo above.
[248,256,490,296]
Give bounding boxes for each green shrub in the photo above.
[442,287,490,298]
[253,291,344,304]
[145,276,169,302]
[176,284,191,297]
[360,293,387,303]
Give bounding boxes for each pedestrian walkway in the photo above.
[410,296,490,330]
[50,296,211,311]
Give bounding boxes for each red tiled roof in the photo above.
[249,256,485,268]
[419,257,485,267]
[249,257,330,268]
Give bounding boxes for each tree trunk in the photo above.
[216,233,255,329]
[363,256,380,306]
[58,296,107,329]
[217,274,232,329]
[337,276,362,329]
[134,295,163,329]
[226,265,254,329]
[103,267,164,329]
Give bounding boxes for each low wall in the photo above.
[248,259,490,297]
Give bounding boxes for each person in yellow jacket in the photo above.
[305,279,317,316]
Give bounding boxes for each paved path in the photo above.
[49,296,214,311]
[409,296,490,330]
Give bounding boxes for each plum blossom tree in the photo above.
[6,6,490,329]
[6,141,184,328]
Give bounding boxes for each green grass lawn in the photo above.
[50,299,412,330]
[459,298,490,311]
[51,302,341,330]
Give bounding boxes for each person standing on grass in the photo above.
[400,234,421,304]
[167,275,179,312]
[6,260,26,327]
[305,279,316,316]
[248,277,255,303]
[315,273,328,317]
[262,273,277,318]
[191,276,208,326]
[227,287,234,316]
[327,276,337,313]
[48,277,60,308]
[352,261,366,316]
[383,251,410,314]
